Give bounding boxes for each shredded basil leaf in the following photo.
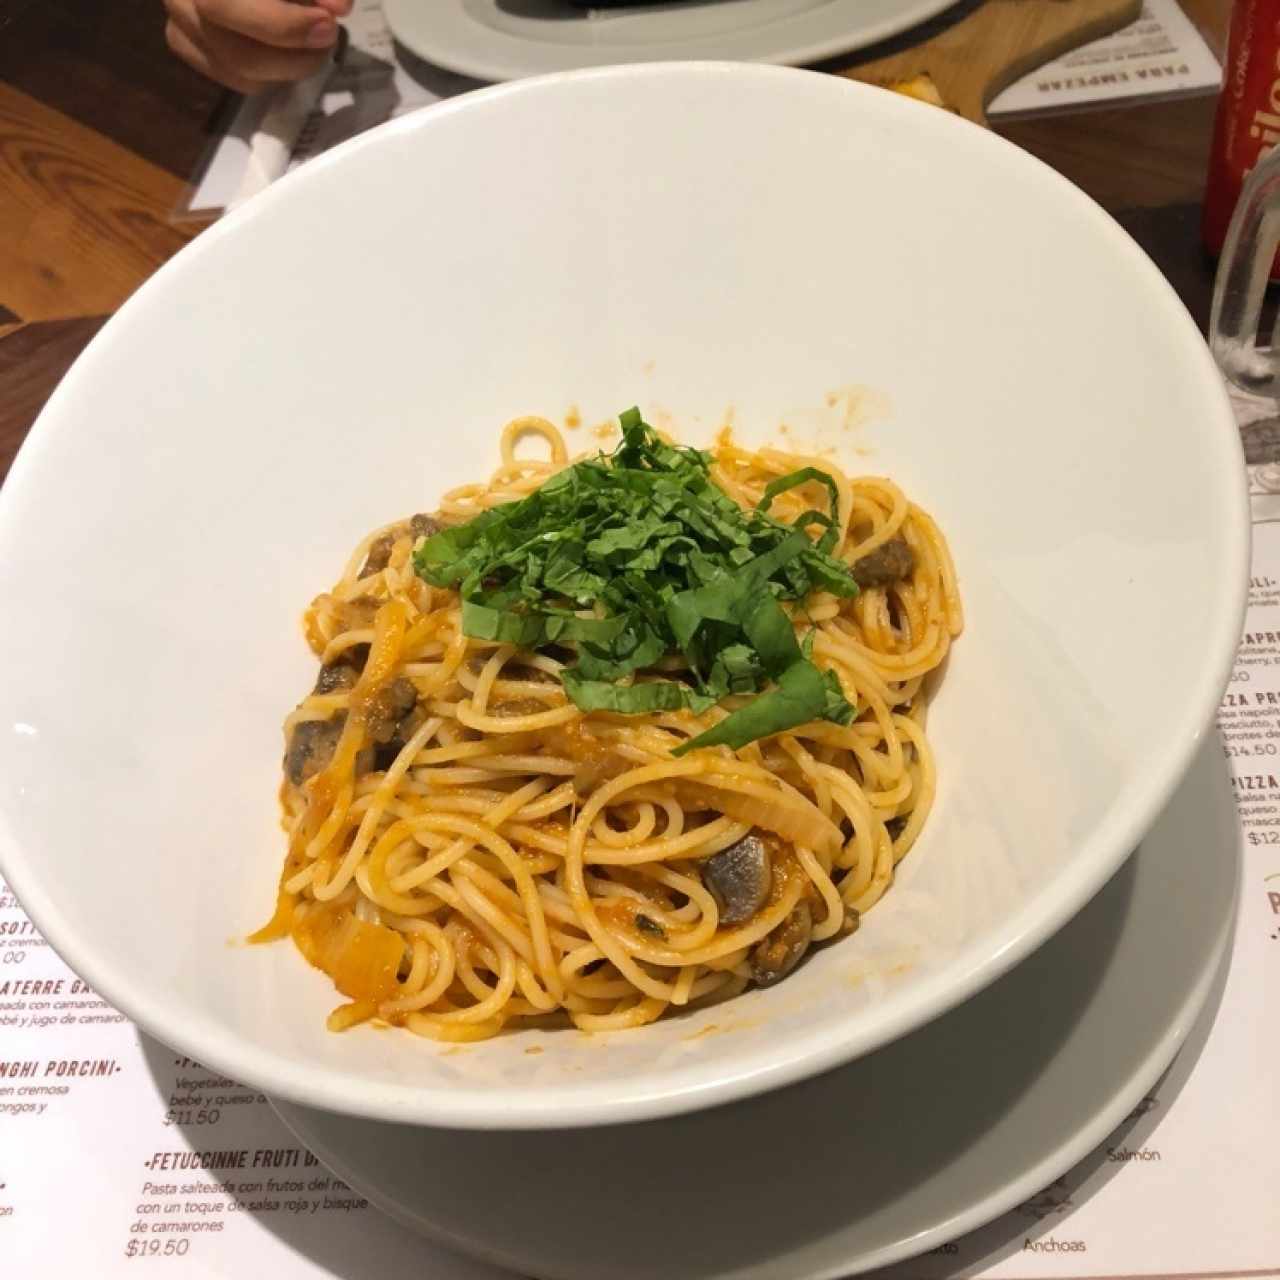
[671,659,828,756]
[414,410,858,753]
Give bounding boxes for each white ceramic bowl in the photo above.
[0,64,1247,1129]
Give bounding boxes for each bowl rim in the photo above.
[380,0,964,84]
[0,61,1250,1129]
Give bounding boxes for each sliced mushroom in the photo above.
[508,663,556,685]
[410,513,443,541]
[751,901,813,987]
[331,595,380,634]
[365,677,418,744]
[284,716,345,787]
[313,663,358,696]
[372,702,432,772]
[359,533,396,578]
[840,904,861,937]
[702,832,773,926]
[851,536,915,589]
[342,643,371,673]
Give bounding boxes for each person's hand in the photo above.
[164,0,351,94]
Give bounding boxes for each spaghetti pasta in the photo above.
[254,414,962,1039]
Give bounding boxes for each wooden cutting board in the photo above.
[835,0,1145,126]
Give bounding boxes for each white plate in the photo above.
[273,736,1238,1279]
[0,64,1248,1130]
[385,0,962,82]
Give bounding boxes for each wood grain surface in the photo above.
[0,84,211,325]
[0,316,107,485]
[840,0,1144,124]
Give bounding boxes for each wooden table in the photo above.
[0,0,1231,485]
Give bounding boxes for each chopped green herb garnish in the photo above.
[413,410,859,754]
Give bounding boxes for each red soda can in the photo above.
[1202,0,1280,277]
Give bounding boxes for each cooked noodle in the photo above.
[253,417,962,1039]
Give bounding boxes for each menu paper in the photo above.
[986,0,1220,117]
[186,0,1220,212]
[185,0,478,212]
[3,387,1278,1278]
[0,921,506,1277]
